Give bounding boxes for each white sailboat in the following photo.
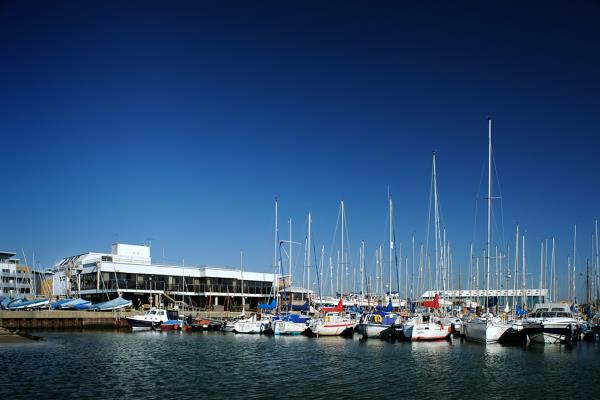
[409,154,452,342]
[310,202,356,336]
[463,118,510,344]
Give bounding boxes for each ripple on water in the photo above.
[1,331,599,399]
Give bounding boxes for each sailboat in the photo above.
[405,153,452,341]
[308,298,355,336]
[463,118,510,344]
[358,196,402,339]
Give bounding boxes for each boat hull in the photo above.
[233,321,264,334]
[464,320,509,343]
[273,321,307,335]
[411,322,450,341]
[310,323,355,336]
[523,322,579,344]
[126,319,155,330]
[359,323,389,338]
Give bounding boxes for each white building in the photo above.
[0,251,32,297]
[53,243,277,310]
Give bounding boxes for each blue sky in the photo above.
[1,1,599,300]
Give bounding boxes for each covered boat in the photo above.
[90,296,132,311]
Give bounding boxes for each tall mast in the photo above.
[289,217,292,290]
[389,195,393,298]
[307,212,311,301]
[486,118,492,312]
[513,224,519,316]
[551,238,556,302]
[573,224,577,304]
[360,241,365,296]
[544,239,548,300]
[540,241,544,302]
[341,200,345,298]
[594,220,600,301]
[433,153,439,293]
[274,198,279,300]
[411,233,415,302]
[522,233,527,309]
[240,249,245,315]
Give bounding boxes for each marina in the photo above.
[2,1,600,399]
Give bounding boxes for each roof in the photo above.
[0,251,17,258]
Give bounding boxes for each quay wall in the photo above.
[0,310,243,329]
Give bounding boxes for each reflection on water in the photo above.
[1,331,598,399]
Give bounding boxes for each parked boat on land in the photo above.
[90,296,132,311]
[6,297,50,310]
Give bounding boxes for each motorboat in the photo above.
[521,303,580,344]
[126,308,177,331]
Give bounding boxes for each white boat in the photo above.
[309,311,355,336]
[126,308,172,331]
[401,319,415,340]
[233,314,269,334]
[463,315,510,343]
[222,321,236,332]
[273,319,308,335]
[411,315,451,341]
[463,119,510,344]
[521,303,580,344]
[358,313,398,338]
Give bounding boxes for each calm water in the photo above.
[1,331,599,399]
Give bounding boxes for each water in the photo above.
[1,331,599,399]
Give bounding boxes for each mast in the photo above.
[341,200,345,298]
[274,198,279,303]
[522,233,527,309]
[360,241,365,296]
[573,224,577,304]
[433,153,439,294]
[513,224,519,317]
[594,220,600,308]
[389,195,393,301]
[551,238,556,302]
[411,233,415,303]
[289,217,292,291]
[486,118,492,313]
[240,249,245,315]
[307,212,311,302]
[540,241,544,303]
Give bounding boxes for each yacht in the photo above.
[521,303,580,344]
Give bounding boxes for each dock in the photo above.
[0,310,244,329]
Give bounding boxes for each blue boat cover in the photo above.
[291,300,309,311]
[376,299,393,313]
[90,297,132,311]
[258,298,277,310]
[515,305,528,316]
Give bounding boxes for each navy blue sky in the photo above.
[1,1,599,299]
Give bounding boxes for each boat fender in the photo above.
[374,315,382,324]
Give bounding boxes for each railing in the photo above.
[83,279,273,295]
